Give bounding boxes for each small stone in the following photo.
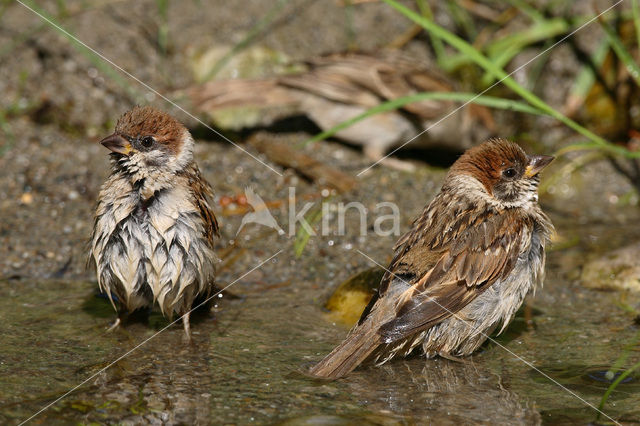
[20,192,33,205]
[581,241,640,292]
[324,267,384,326]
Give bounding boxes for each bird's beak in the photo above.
[525,155,554,178]
[100,133,132,155]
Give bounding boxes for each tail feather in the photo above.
[309,324,381,379]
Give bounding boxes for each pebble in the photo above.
[581,241,640,292]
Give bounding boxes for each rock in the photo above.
[324,267,384,326]
[581,241,640,292]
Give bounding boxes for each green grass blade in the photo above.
[525,39,553,91]
[555,141,640,158]
[200,0,290,82]
[0,110,15,157]
[633,0,640,52]
[598,13,640,87]
[483,18,569,85]
[605,330,640,382]
[304,92,546,146]
[597,359,640,419]
[343,0,357,51]
[293,203,325,258]
[155,0,170,54]
[566,37,610,111]
[415,0,449,70]
[501,0,546,23]
[445,0,476,39]
[381,0,619,152]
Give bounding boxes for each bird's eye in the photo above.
[502,168,517,178]
[140,136,155,148]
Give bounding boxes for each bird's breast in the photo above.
[92,181,216,313]
[472,223,546,331]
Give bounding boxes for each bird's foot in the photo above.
[106,317,122,332]
[438,351,470,364]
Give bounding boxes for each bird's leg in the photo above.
[524,303,535,331]
[106,315,123,332]
[182,311,192,343]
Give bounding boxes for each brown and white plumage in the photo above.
[310,139,553,378]
[89,106,219,340]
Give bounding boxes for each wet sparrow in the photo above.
[89,106,219,340]
[310,138,553,378]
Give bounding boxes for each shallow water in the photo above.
[2,133,640,424]
[3,134,640,424]
[2,218,639,425]
[3,0,640,424]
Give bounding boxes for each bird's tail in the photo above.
[309,322,382,379]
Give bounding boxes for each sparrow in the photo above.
[309,138,553,379]
[89,106,219,340]
[189,50,494,170]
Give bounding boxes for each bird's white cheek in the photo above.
[174,131,194,170]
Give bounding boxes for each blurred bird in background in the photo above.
[188,50,495,170]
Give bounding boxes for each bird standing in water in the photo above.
[310,139,554,378]
[90,106,219,341]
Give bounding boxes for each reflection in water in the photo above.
[60,329,213,424]
[347,358,541,425]
[4,251,639,424]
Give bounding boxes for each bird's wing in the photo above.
[374,206,530,343]
[185,164,220,245]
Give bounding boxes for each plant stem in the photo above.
[381,0,620,152]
